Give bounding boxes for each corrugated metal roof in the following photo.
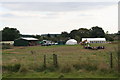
[21,37,38,40]
[82,38,106,41]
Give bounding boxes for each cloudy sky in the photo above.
[0,0,119,35]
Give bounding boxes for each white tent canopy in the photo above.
[82,38,106,43]
[66,39,77,45]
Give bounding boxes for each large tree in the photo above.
[61,32,69,38]
[90,26,105,38]
[69,28,90,42]
[69,30,78,39]
[59,31,69,42]
[2,27,20,41]
[78,28,90,38]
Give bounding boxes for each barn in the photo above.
[82,38,106,43]
[14,37,39,46]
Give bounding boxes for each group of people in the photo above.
[84,45,105,50]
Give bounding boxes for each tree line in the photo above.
[1,26,119,42]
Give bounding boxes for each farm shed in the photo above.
[82,38,106,43]
[14,37,39,46]
[66,39,77,45]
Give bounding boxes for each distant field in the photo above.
[2,43,119,78]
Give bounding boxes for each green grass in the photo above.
[3,71,118,78]
[2,43,119,78]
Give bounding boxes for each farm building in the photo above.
[66,39,77,45]
[14,37,39,46]
[82,38,106,43]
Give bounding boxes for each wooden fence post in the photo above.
[55,54,58,67]
[44,55,46,68]
[53,54,56,66]
[110,52,113,68]
[118,50,120,73]
[53,54,58,67]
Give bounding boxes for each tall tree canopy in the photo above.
[69,28,90,42]
[90,26,105,38]
[2,27,20,41]
[1,26,114,42]
[69,30,78,39]
[78,28,90,38]
[61,31,69,38]
[59,31,69,42]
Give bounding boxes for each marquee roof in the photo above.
[82,38,106,41]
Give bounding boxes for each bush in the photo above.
[2,44,12,49]
[19,66,30,73]
[58,74,64,78]
[46,66,56,72]
[73,63,83,70]
[84,63,97,71]
[73,62,98,71]
[35,63,56,72]
[3,63,21,72]
[59,64,74,73]
[34,64,46,72]
[105,35,114,41]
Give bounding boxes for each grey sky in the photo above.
[0,0,119,2]
[118,2,120,31]
[1,2,116,11]
[0,2,118,34]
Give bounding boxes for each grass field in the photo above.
[2,43,119,78]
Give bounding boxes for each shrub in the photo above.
[19,66,30,73]
[2,44,12,49]
[73,63,82,70]
[59,64,74,73]
[35,63,57,72]
[84,63,97,71]
[35,64,46,72]
[46,66,56,72]
[58,74,64,78]
[13,63,21,72]
[73,62,98,71]
[46,63,57,72]
[3,63,21,72]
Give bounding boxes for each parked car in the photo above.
[41,43,51,46]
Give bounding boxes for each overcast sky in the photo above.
[0,1,118,35]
